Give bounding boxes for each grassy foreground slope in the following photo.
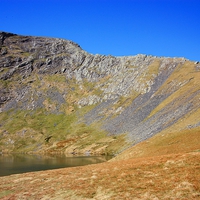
[0,152,199,199]
[0,121,200,199]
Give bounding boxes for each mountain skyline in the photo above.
[1,0,200,61]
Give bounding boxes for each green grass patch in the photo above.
[0,105,128,154]
[0,79,12,88]
[0,67,9,76]
[0,190,13,198]
[44,74,66,83]
[22,52,31,57]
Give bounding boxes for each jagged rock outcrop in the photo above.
[0,31,200,154]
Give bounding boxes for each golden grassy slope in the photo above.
[0,152,199,199]
[1,118,200,199]
[148,61,200,120]
[112,127,200,161]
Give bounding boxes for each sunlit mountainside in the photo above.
[0,31,200,199]
[0,31,200,156]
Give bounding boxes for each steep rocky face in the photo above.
[0,31,200,154]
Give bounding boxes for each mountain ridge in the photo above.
[0,31,200,156]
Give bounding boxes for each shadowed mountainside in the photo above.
[0,31,200,156]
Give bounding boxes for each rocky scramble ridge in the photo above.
[0,31,200,155]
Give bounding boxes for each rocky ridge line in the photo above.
[0,31,200,154]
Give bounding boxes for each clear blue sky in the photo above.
[1,0,200,61]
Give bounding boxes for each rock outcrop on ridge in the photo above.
[0,31,200,154]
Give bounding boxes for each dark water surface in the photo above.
[0,154,112,177]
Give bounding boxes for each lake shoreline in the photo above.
[0,154,112,177]
[0,152,199,199]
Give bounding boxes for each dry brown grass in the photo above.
[148,61,200,119]
[0,152,199,199]
[113,127,200,161]
[1,103,199,199]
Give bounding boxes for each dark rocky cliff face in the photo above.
[0,31,200,154]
